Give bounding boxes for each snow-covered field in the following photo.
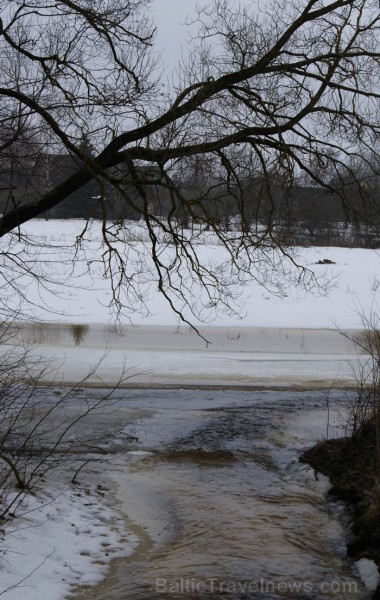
[3,218,380,330]
[1,219,380,599]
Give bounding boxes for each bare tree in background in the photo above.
[1,0,380,323]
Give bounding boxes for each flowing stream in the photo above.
[71,388,369,599]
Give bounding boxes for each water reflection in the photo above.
[71,324,89,345]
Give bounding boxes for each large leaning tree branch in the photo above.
[1,0,380,322]
[0,0,379,231]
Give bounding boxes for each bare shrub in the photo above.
[342,314,380,482]
[0,321,130,521]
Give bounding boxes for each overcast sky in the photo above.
[151,0,199,73]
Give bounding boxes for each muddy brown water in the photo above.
[67,388,370,599]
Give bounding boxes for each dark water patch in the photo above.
[157,448,236,467]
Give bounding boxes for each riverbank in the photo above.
[0,461,139,600]
[302,420,380,598]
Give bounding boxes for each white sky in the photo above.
[151,0,200,73]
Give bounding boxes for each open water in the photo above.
[71,388,369,599]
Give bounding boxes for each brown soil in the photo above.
[301,420,380,598]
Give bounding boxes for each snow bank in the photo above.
[0,483,138,600]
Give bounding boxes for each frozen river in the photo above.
[10,323,359,388]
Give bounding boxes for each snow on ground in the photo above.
[2,219,380,329]
[0,482,138,600]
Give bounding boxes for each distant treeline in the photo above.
[1,152,380,248]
